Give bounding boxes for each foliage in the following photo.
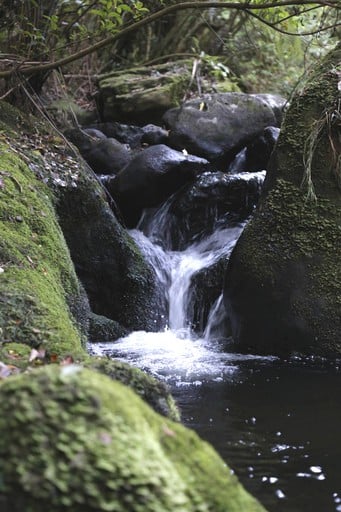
[215,4,340,95]
[0,1,340,102]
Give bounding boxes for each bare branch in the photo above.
[246,8,341,36]
[0,0,339,78]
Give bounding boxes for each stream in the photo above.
[89,171,341,512]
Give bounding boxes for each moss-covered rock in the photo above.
[97,60,193,125]
[88,312,129,342]
[0,100,181,420]
[223,43,341,357]
[0,365,267,512]
[85,357,180,421]
[0,139,88,357]
[54,153,165,332]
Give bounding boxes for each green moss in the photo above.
[85,357,180,421]
[0,141,85,356]
[0,342,32,370]
[0,101,32,135]
[0,366,267,512]
[88,312,129,342]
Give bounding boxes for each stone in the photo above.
[223,43,341,357]
[163,93,285,167]
[0,365,267,512]
[0,117,88,357]
[106,144,211,227]
[65,128,132,175]
[161,171,265,250]
[96,60,192,125]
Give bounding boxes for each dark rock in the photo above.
[89,313,129,342]
[163,93,285,167]
[54,158,165,332]
[245,126,280,172]
[106,144,211,227]
[85,138,131,175]
[141,124,169,146]
[187,258,227,335]
[153,171,265,250]
[223,43,341,357]
[85,121,144,148]
[64,128,131,175]
[83,128,107,139]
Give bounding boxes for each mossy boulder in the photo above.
[88,312,129,342]
[0,138,88,358]
[54,155,165,331]
[223,43,341,357]
[97,59,242,127]
[85,357,180,421]
[0,365,267,512]
[97,60,193,125]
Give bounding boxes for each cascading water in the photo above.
[88,170,341,512]
[91,205,255,383]
[90,169,271,383]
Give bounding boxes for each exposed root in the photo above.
[302,95,341,201]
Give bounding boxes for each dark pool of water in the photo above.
[171,358,341,512]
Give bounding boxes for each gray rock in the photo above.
[163,93,285,167]
[65,128,131,175]
[97,60,192,125]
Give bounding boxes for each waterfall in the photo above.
[132,212,244,335]
[89,171,266,383]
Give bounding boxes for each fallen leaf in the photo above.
[162,424,176,437]
[29,347,46,362]
[60,355,74,366]
[0,362,20,379]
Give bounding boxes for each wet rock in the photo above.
[54,155,165,332]
[106,144,211,227]
[159,171,265,250]
[163,93,285,167]
[85,121,144,148]
[187,258,227,335]
[141,124,169,146]
[244,126,280,172]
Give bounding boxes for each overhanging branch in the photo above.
[0,0,339,79]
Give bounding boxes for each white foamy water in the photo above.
[88,329,274,386]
